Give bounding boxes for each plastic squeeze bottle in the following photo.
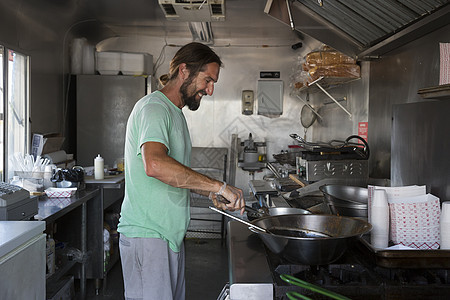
[94,154,104,180]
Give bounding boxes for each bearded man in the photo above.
[117,42,245,300]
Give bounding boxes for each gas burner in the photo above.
[262,237,450,299]
[227,220,450,300]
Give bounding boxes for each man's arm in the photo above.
[141,141,244,213]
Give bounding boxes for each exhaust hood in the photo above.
[265,0,450,59]
[158,0,225,22]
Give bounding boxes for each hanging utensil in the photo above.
[300,104,317,129]
[300,104,318,140]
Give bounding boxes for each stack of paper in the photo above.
[368,185,441,250]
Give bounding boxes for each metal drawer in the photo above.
[0,198,38,220]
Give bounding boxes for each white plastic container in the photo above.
[95,51,121,75]
[120,52,153,75]
[94,154,104,180]
[440,202,450,249]
[82,43,96,75]
[43,165,54,189]
[46,235,55,277]
[370,189,389,249]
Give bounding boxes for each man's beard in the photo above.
[180,77,206,111]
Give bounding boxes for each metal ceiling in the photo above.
[266,0,450,59]
[298,0,448,47]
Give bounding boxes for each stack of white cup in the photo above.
[370,189,389,248]
[440,202,450,249]
[43,164,56,189]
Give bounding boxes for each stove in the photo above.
[227,221,450,300]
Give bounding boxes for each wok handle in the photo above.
[209,206,267,233]
[280,274,351,300]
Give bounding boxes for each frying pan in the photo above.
[209,206,371,265]
[249,214,372,265]
[209,207,328,238]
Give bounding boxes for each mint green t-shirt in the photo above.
[117,91,192,252]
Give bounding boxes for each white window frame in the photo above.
[0,45,31,182]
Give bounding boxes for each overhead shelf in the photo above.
[294,76,360,118]
[417,84,450,100]
[295,76,360,94]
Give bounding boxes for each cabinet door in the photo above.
[257,80,283,115]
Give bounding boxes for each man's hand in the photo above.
[214,183,245,215]
[209,193,228,211]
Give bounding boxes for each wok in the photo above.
[249,214,372,265]
[319,185,368,218]
[247,206,311,221]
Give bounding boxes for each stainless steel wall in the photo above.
[306,62,370,148]
[0,0,77,136]
[97,36,324,192]
[368,24,449,179]
[392,101,450,201]
[2,0,447,195]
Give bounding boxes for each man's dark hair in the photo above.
[167,42,222,82]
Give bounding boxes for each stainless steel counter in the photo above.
[35,189,100,299]
[84,174,125,293]
[35,189,99,223]
[84,174,124,186]
[84,174,125,209]
[228,221,273,300]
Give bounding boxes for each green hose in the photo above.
[286,291,313,300]
[281,274,351,300]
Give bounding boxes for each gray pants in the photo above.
[119,234,185,300]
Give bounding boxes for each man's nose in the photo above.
[206,82,214,96]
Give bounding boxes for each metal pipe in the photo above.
[80,202,87,299]
[295,94,323,120]
[285,0,295,30]
[315,83,352,117]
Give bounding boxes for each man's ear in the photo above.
[179,63,189,80]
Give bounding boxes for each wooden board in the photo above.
[289,174,307,188]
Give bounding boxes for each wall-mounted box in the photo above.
[242,90,254,115]
[257,80,283,115]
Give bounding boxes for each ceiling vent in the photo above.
[158,0,225,22]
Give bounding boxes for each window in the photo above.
[0,45,30,181]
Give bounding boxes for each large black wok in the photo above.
[249,214,372,265]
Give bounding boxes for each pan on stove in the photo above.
[249,214,372,265]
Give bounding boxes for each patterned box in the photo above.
[389,194,441,250]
